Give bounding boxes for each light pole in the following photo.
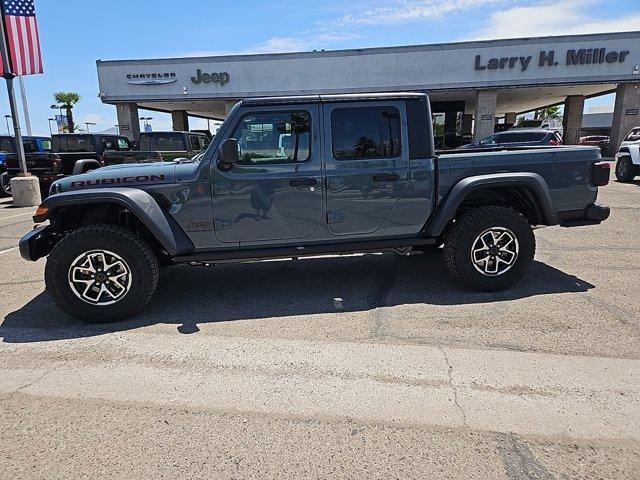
[114,125,120,135]
[85,122,96,133]
[139,116,152,131]
[48,118,55,136]
[50,104,62,116]
[4,114,11,135]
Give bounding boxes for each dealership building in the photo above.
[96,31,640,152]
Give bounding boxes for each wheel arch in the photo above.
[34,188,194,257]
[424,172,558,237]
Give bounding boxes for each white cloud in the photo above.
[318,0,507,26]
[467,0,640,40]
[180,32,362,57]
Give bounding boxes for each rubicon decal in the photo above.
[70,174,165,188]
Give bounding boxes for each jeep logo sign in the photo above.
[191,69,230,86]
[474,47,630,72]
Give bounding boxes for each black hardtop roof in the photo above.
[52,133,126,138]
[241,92,428,107]
[0,134,50,140]
[139,131,207,136]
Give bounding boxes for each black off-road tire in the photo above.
[0,172,10,197]
[45,224,159,323]
[615,155,637,182]
[443,206,535,291]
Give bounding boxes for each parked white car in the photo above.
[615,127,640,182]
[512,118,563,135]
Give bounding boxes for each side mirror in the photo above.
[218,138,238,169]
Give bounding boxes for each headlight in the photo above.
[49,183,62,195]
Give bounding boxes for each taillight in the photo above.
[549,138,562,145]
[592,161,610,186]
[98,156,106,166]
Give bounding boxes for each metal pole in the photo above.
[6,77,28,175]
[0,10,28,176]
[18,76,31,136]
[4,115,9,134]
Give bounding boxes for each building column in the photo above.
[473,90,497,141]
[172,110,189,131]
[461,114,473,136]
[115,103,140,140]
[504,112,517,125]
[610,83,640,155]
[562,95,585,145]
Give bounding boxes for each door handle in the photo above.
[372,173,400,182]
[289,177,318,187]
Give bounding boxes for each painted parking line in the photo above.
[0,246,18,255]
[0,211,34,221]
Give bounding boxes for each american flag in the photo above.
[0,0,43,76]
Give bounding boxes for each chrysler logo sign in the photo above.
[126,72,177,85]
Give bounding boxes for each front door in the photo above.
[322,101,410,236]
[211,105,323,245]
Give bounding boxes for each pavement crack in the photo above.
[368,257,400,339]
[1,361,66,403]
[439,346,468,427]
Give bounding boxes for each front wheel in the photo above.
[45,224,159,322]
[615,156,637,182]
[443,206,535,291]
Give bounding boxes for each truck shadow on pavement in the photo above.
[1,253,594,343]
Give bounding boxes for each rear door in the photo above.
[322,101,410,236]
[211,104,324,245]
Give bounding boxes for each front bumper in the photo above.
[19,225,57,261]
[559,203,611,227]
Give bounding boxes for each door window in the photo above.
[189,135,201,151]
[116,137,132,151]
[232,111,311,165]
[331,107,401,159]
[101,137,117,151]
[625,128,640,142]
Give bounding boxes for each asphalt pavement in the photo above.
[0,174,639,479]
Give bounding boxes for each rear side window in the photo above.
[53,136,95,153]
[331,107,401,160]
[139,134,151,151]
[23,140,38,153]
[0,138,14,152]
[101,137,117,151]
[152,133,186,151]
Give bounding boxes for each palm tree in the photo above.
[53,91,80,133]
[534,106,561,120]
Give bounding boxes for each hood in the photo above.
[50,161,178,194]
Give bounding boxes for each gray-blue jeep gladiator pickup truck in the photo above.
[19,93,611,322]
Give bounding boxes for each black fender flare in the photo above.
[34,188,194,255]
[424,172,558,237]
[71,159,102,175]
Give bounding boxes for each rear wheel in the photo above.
[615,155,637,182]
[45,224,159,322]
[443,206,535,291]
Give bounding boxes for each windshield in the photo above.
[53,136,96,153]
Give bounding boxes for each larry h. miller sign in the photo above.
[474,47,631,72]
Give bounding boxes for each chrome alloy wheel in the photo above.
[470,227,519,276]
[68,250,132,305]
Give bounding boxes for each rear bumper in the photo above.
[559,203,610,227]
[19,225,57,261]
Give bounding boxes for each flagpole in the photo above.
[0,10,28,177]
[18,76,32,136]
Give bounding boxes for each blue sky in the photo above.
[1,0,639,136]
